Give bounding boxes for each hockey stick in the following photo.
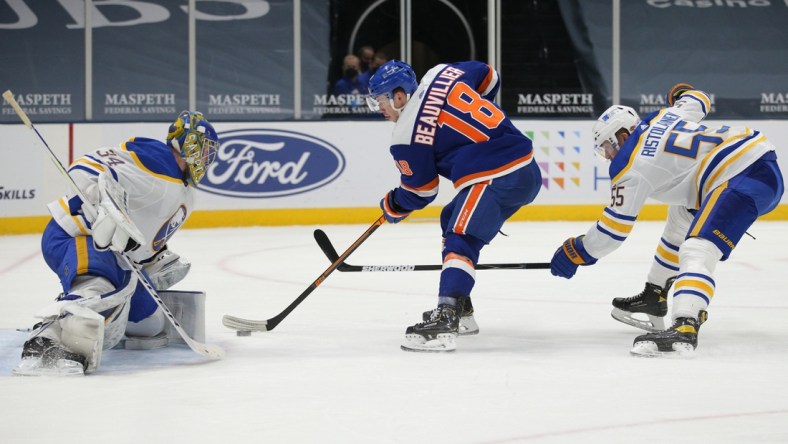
[314,229,550,271]
[222,215,386,333]
[3,90,224,360]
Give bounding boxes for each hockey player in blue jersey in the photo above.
[549,83,784,357]
[14,111,219,375]
[366,60,542,352]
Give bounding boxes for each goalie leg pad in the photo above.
[160,290,206,344]
[59,304,106,373]
[123,308,167,350]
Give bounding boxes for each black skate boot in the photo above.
[403,304,460,352]
[630,310,708,357]
[611,277,675,332]
[422,297,478,336]
[14,336,88,376]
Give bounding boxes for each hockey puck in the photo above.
[236,330,252,337]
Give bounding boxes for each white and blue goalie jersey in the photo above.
[47,137,195,263]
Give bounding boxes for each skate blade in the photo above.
[630,341,696,358]
[611,309,666,332]
[12,358,85,377]
[401,333,457,353]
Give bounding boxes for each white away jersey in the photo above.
[584,90,775,260]
[48,137,195,263]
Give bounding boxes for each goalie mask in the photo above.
[366,59,418,113]
[592,105,640,161]
[167,111,219,186]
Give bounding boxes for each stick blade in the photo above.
[195,343,226,360]
[222,314,269,332]
[313,229,340,261]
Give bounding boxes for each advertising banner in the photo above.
[621,1,788,119]
[1,119,786,223]
[197,0,296,120]
[559,0,788,119]
[1,0,333,123]
[0,0,85,122]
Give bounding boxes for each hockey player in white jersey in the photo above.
[14,111,219,375]
[549,83,784,357]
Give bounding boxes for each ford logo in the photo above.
[199,129,345,198]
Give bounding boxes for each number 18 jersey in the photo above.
[387,61,534,211]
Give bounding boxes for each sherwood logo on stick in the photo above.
[200,129,345,198]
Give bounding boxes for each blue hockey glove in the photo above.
[380,190,412,224]
[667,83,695,106]
[550,235,597,279]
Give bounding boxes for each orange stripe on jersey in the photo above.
[477,64,494,95]
[402,176,440,194]
[453,152,533,189]
[438,111,489,143]
[453,181,487,235]
[443,252,475,269]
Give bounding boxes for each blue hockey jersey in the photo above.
[387,61,534,211]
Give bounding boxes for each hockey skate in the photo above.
[611,278,675,332]
[402,304,459,352]
[422,297,478,336]
[630,310,708,357]
[13,336,88,376]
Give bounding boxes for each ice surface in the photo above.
[1,221,787,443]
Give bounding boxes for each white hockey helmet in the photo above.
[592,105,640,161]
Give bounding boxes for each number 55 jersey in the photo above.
[584,89,781,260]
[387,61,534,211]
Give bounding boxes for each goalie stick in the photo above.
[3,90,224,360]
[222,215,386,333]
[313,229,550,271]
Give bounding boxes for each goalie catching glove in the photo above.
[91,172,146,253]
[550,235,597,279]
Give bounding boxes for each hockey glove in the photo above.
[91,172,146,253]
[380,190,412,224]
[667,83,695,107]
[550,235,597,279]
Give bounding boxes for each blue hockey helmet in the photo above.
[167,111,220,186]
[366,59,418,112]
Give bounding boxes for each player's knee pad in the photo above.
[440,234,483,299]
[125,306,166,337]
[679,237,722,275]
[673,237,723,319]
[443,233,485,264]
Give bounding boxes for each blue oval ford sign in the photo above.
[199,129,346,198]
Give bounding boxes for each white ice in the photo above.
[1,220,787,443]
